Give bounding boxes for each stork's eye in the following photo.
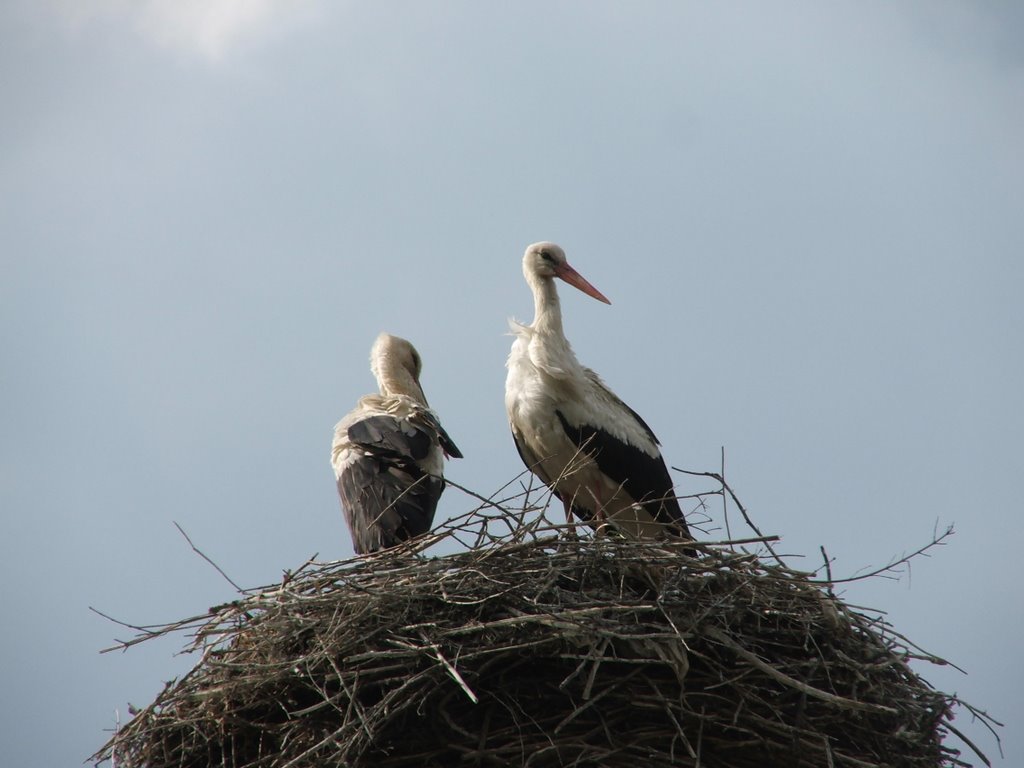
[540,251,554,263]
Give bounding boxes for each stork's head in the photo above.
[523,242,611,304]
[370,332,428,403]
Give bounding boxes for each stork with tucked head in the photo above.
[332,333,462,554]
[505,242,694,544]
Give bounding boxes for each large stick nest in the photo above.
[93,477,996,767]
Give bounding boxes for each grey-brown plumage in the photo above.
[332,333,462,554]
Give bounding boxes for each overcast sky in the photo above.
[1,2,1021,765]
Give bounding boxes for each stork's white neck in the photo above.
[527,270,565,336]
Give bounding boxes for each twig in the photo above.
[674,467,785,566]
[720,447,732,545]
[819,545,835,594]
[808,526,954,585]
[173,521,243,592]
[415,631,478,704]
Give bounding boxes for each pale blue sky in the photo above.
[1,2,1021,765]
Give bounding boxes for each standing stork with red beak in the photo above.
[505,242,693,544]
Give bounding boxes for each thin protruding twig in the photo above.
[173,521,243,592]
[720,447,733,546]
[819,545,835,594]
[674,467,784,566]
[807,525,954,585]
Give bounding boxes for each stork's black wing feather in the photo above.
[556,410,691,539]
[436,425,463,459]
[347,415,434,461]
[338,414,444,554]
[409,409,463,459]
[337,459,443,554]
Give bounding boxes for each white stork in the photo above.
[505,242,693,544]
[332,333,462,554]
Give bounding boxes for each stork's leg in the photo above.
[591,486,610,537]
[561,496,578,537]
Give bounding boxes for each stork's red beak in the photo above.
[555,262,611,305]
